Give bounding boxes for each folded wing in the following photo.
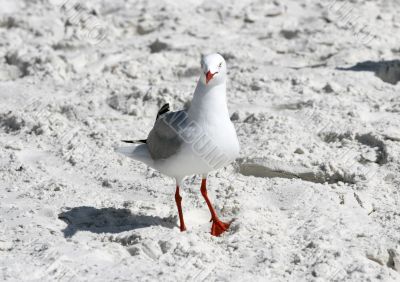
[147,109,189,160]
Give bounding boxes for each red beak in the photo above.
[206,71,214,84]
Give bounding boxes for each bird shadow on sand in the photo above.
[58,206,176,237]
[336,60,400,85]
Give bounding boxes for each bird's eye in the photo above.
[218,62,222,68]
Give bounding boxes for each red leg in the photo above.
[175,186,186,232]
[200,178,230,236]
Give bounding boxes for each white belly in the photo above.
[153,121,240,179]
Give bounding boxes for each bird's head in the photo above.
[200,53,226,86]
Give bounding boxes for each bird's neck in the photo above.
[188,80,230,123]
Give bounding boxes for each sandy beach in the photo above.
[1,0,400,281]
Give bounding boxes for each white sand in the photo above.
[1,0,400,281]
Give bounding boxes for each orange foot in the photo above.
[211,218,231,236]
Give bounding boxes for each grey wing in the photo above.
[147,110,189,160]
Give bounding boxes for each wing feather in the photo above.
[147,110,189,160]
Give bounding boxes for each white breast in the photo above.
[151,74,240,181]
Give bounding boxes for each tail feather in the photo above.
[117,103,169,165]
[115,144,153,166]
[121,139,147,144]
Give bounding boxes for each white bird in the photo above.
[116,53,240,236]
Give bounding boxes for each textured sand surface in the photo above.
[1,0,400,281]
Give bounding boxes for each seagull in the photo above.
[116,53,240,236]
